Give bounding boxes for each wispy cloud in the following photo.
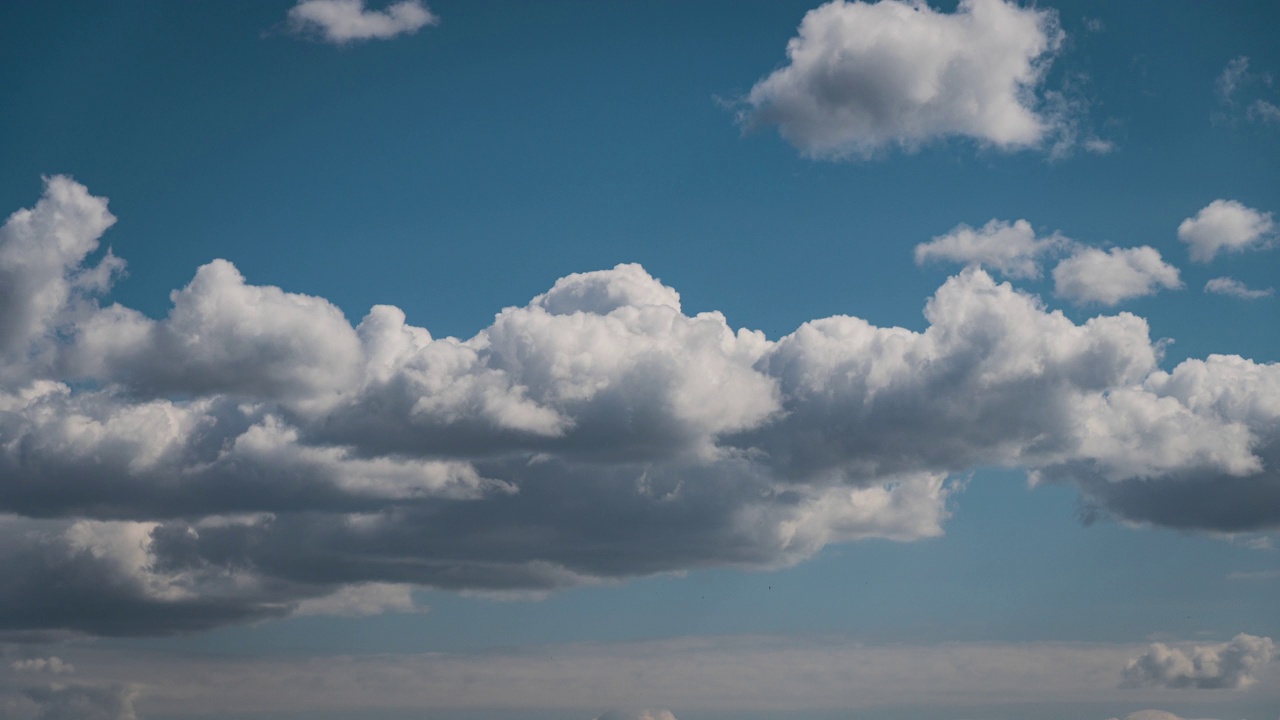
[1205,277,1274,300]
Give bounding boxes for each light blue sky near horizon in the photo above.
[2,2,1279,719]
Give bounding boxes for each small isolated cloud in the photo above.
[1205,277,1274,300]
[293,583,424,617]
[1121,633,1276,689]
[1083,17,1105,33]
[740,0,1071,159]
[1178,200,1276,262]
[1052,246,1182,305]
[914,218,1067,279]
[287,0,438,44]
[10,657,74,675]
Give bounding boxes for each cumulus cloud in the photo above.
[914,219,1067,278]
[2,178,1280,636]
[1205,276,1274,300]
[1121,633,1276,689]
[740,0,1076,158]
[287,0,438,44]
[1178,200,1276,262]
[1051,246,1182,305]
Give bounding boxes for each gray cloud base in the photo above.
[1,178,1278,636]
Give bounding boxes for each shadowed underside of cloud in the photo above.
[739,0,1108,159]
[0,177,1278,636]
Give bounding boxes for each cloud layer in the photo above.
[740,0,1067,158]
[1,178,1279,636]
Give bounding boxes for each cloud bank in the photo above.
[740,0,1073,158]
[287,0,438,44]
[1121,634,1276,690]
[1,178,1279,636]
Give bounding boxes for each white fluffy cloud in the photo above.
[741,0,1067,158]
[914,219,1066,279]
[287,0,438,44]
[1052,246,1182,305]
[1177,200,1275,263]
[1205,276,1274,299]
[1,178,1279,636]
[1121,634,1276,690]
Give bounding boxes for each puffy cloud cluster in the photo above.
[1,178,1279,636]
[1178,200,1275,263]
[1121,634,1276,690]
[740,0,1075,158]
[916,219,1182,306]
[287,0,438,44]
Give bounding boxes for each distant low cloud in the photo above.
[293,583,423,617]
[287,0,438,44]
[10,657,74,675]
[1106,711,1211,720]
[1121,633,1276,689]
[18,682,141,720]
[1052,246,1182,305]
[1178,200,1275,262]
[2,178,1280,636]
[595,711,678,720]
[739,0,1108,159]
[1205,276,1274,300]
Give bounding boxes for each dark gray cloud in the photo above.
[0,177,1278,637]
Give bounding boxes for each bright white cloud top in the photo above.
[1,177,1278,637]
[1051,246,1183,305]
[287,0,438,44]
[741,0,1068,158]
[1177,199,1276,263]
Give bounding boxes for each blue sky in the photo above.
[0,2,1278,719]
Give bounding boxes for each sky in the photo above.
[0,1,1278,719]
